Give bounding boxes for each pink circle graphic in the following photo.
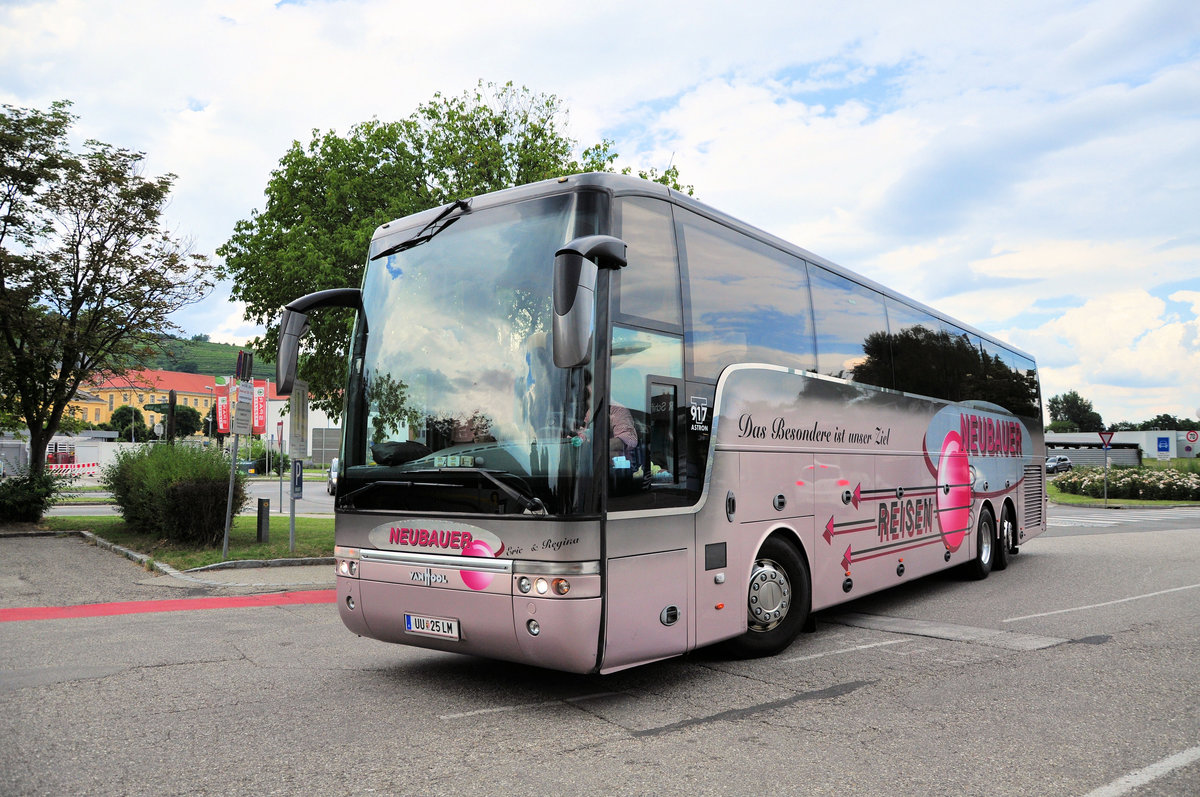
[936,430,972,551]
[460,539,496,591]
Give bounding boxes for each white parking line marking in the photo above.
[781,639,906,663]
[439,692,619,720]
[1002,583,1200,623]
[832,613,1068,650]
[1081,744,1200,797]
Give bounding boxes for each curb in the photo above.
[4,529,334,589]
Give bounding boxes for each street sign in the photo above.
[289,379,309,459]
[1188,430,1198,444]
[231,379,253,435]
[291,458,304,500]
[1097,431,1113,450]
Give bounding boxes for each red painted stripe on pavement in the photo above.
[0,589,337,622]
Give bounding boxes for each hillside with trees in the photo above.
[150,334,275,380]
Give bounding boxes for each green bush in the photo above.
[0,467,74,523]
[103,444,248,546]
[1054,466,1200,501]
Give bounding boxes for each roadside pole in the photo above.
[1099,430,1114,508]
[222,432,240,559]
[287,380,309,556]
[222,352,256,560]
[290,458,302,554]
[277,421,284,514]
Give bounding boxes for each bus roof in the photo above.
[370,172,1036,363]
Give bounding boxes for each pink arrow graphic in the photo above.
[852,484,862,510]
[842,545,853,572]
[823,515,875,544]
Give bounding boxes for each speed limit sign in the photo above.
[1187,430,1198,443]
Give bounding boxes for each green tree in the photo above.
[109,405,147,442]
[1138,413,1186,430]
[1047,390,1104,432]
[0,100,214,477]
[218,80,690,417]
[173,404,202,437]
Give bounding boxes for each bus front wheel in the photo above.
[965,508,995,580]
[726,536,811,658]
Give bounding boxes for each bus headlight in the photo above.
[552,578,571,595]
[535,578,549,595]
[517,576,532,593]
[335,546,360,578]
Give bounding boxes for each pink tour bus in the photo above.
[276,173,1046,674]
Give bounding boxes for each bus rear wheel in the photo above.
[965,507,995,580]
[994,505,1015,571]
[726,536,811,658]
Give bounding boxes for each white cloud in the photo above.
[3,0,1199,425]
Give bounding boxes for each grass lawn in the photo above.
[40,514,334,570]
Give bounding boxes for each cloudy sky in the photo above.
[3,0,1198,426]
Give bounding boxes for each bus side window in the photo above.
[677,209,815,380]
[614,197,682,329]
[808,265,890,387]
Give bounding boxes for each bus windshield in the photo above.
[341,192,602,517]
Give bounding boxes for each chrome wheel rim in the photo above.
[980,518,994,565]
[747,558,791,632]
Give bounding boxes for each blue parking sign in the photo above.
[1158,437,1170,453]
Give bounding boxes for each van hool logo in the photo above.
[410,569,448,586]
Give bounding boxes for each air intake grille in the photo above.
[1023,465,1045,528]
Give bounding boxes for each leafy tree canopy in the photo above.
[218,80,692,417]
[0,100,214,473]
[1047,390,1104,432]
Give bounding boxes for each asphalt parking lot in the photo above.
[2,505,1198,796]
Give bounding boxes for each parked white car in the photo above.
[326,457,339,494]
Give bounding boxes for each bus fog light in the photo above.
[526,619,540,636]
[535,578,549,595]
[346,595,355,610]
[552,578,570,595]
[517,576,532,593]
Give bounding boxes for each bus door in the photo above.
[601,329,691,672]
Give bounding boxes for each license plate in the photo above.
[404,613,460,641]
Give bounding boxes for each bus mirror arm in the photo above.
[276,288,363,395]
[552,235,627,368]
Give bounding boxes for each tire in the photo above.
[725,536,811,658]
[964,507,995,580]
[993,505,1014,571]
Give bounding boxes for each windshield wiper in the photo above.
[466,468,548,516]
[370,199,470,261]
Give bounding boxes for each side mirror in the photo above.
[276,307,310,395]
[275,288,363,395]
[552,235,627,368]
